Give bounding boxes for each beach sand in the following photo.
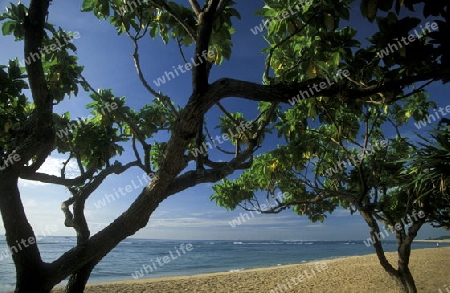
[52,247,450,293]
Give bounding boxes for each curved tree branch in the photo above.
[20,161,139,186]
[20,164,97,186]
[202,66,448,106]
[189,0,202,16]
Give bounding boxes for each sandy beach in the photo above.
[51,247,450,293]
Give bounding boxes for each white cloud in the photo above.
[147,212,307,230]
[19,156,80,188]
[305,224,325,228]
[38,156,79,178]
[22,199,38,208]
[189,212,206,216]
[149,217,226,228]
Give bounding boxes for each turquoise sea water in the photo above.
[0,237,447,292]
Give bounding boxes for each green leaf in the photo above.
[2,20,15,36]
[82,0,96,12]
[324,13,334,31]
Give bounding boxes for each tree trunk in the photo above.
[0,172,52,292]
[359,210,417,293]
[393,222,421,293]
[13,264,53,293]
[395,266,417,293]
[65,198,97,293]
[64,262,96,293]
[391,245,417,293]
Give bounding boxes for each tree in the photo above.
[210,1,450,293]
[0,0,449,292]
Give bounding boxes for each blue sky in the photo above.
[0,0,449,241]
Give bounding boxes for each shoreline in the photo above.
[51,247,450,293]
[414,239,450,243]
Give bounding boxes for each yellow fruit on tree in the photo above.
[269,160,278,171]
[155,9,161,21]
[306,62,317,78]
[207,52,216,63]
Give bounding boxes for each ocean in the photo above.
[0,237,447,292]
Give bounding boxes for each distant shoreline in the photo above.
[414,239,450,243]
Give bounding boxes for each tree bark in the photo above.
[393,218,423,293]
[0,172,52,292]
[64,196,95,293]
[64,262,96,293]
[392,236,417,293]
